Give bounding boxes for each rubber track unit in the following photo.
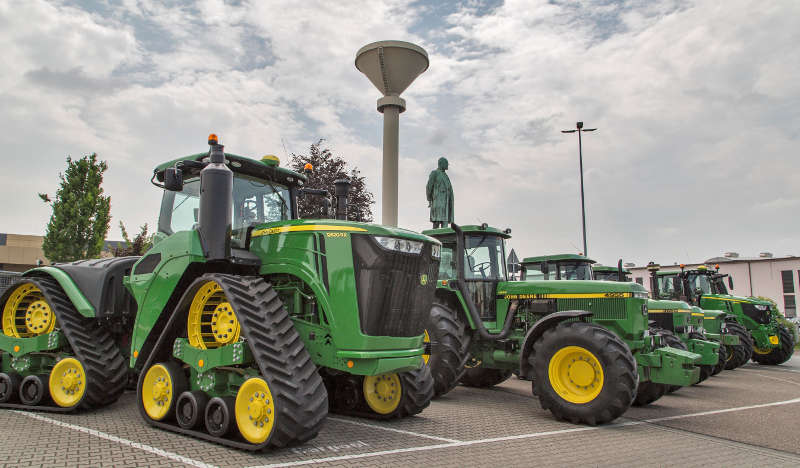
[138,274,328,451]
[532,321,638,425]
[460,367,512,388]
[328,364,435,420]
[688,331,713,383]
[751,325,795,366]
[0,276,127,412]
[723,321,753,370]
[426,301,470,397]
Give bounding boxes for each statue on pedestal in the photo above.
[426,157,454,229]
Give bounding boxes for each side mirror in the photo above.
[164,167,183,191]
[728,276,734,290]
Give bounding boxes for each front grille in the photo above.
[741,303,770,325]
[556,298,627,320]
[351,234,439,337]
[648,312,675,332]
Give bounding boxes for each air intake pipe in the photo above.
[451,223,517,340]
[334,178,351,220]
[198,137,233,261]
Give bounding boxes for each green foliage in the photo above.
[112,222,153,257]
[40,153,111,262]
[289,140,374,222]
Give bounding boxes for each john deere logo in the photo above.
[420,274,428,286]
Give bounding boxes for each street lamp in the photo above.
[561,121,596,256]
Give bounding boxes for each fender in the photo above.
[518,310,592,379]
[23,266,95,318]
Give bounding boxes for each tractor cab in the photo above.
[593,264,631,282]
[520,254,596,281]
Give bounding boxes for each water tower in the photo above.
[356,40,428,226]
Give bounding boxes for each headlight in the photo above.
[431,244,441,259]
[633,291,649,299]
[374,236,423,254]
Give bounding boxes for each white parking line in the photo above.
[12,411,217,468]
[327,416,461,443]
[247,397,800,468]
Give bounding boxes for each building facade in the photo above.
[628,253,800,318]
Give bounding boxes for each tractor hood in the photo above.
[249,218,440,244]
[647,299,692,311]
[498,279,648,297]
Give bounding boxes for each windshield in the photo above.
[464,234,506,281]
[556,261,593,280]
[160,174,292,248]
[657,274,682,299]
[687,273,713,295]
[595,270,628,282]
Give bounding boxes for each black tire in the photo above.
[532,322,637,425]
[360,365,435,420]
[724,321,753,370]
[424,302,470,397]
[19,375,49,406]
[659,330,689,394]
[751,325,795,365]
[205,396,236,437]
[0,372,21,403]
[460,367,512,388]
[711,342,727,376]
[632,381,668,407]
[176,390,209,429]
[688,332,713,384]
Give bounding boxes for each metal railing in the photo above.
[0,270,21,296]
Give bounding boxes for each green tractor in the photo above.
[522,255,715,405]
[593,264,734,378]
[0,135,441,450]
[421,225,699,425]
[657,265,795,366]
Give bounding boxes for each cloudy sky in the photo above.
[1,0,798,267]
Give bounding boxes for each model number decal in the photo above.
[325,232,347,238]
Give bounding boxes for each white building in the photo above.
[628,252,800,318]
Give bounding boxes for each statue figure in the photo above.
[426,157,454,228]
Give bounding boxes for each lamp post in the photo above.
[561,121,596,256]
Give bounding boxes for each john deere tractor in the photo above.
[657,265,795,366]
[421,225,699,426]
[521,255,713,405]
[0,135,440,450]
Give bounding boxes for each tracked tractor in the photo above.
[0,135,440,450]
[420,225,699,425]
[657,265,795,366]
[521,255,713,405]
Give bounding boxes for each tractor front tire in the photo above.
[751,325,795,366]
[460,368,512,388]
[424,302,470,397]
[659,330,689,393]
[532,321,637,425]
[724,321,753,370]
[688,332,713,384]
[632,381,668,407]
[711,342,727,376]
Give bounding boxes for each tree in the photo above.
[289,140,375,222]
[39,153,111,262]
[112,222,153,257]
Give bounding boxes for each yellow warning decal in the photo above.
[648,309,691,314]
[502,292,633,300]
[691,313,704,317]
[251,225,368,237]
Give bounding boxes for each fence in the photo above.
[0,270,21,296]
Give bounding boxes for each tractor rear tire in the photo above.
[688,332,713,384]
[723,321,753,370]
[424,302,470,397]
[751,325,795,365]
[460,368,512,388]
[711,342,727,376]
[532,321,637,425]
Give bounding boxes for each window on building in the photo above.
[781,270,795,293]
[635,277,644,285]
[784,295,796,318]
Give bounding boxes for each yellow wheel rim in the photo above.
[363,373,402,415]
[235,377,276,444]
[769,335,780,345]
[753,346,772,355]
[49,358,86,408]
[187,281,241,349]
[548,346,604,404]
[422,330,431,364]
[725,346,735,362]
[2,283,56,338]
[142,364,175,421]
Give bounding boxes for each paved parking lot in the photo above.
[1,353,799,467]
